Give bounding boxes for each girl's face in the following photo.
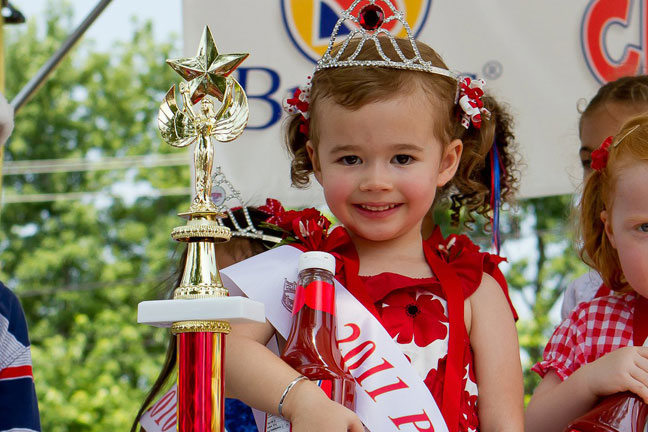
[602,161,648,297]
[580,102,647,178]
[307,91,461,247]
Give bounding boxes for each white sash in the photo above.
[139,387,178,432]
[221,245,448,432]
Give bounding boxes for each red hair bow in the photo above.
[591,136,613,172]
[458,77,490,129]
[283,81,311,136]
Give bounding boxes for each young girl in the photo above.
[526,115,648,431]
[561,75,648,319]
[223,4,523,432]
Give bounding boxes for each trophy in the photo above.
[137,26,265,432]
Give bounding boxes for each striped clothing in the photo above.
[0,282,41,432]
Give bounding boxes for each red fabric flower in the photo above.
[258,199,348,253]
[463,392,479,427]
[285,88,309,115]
[283,85,311,136]
[290,208,331,249]
[424,355,447,406]
[432,229,480,263]
[427,227,517,320]
[381,290,448,347]
[591,136,613,171]
[258,198,286,225]
[260,200,328,234]
[424,355,480,431]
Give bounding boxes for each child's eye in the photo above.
[339,155,361,165]
[392,154,413,165]
[581,159,591,169]
[639,223,648,233]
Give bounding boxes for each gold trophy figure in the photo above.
[138,26,265,432]
[159,73,248,214]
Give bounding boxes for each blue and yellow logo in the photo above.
[281,0,432,64]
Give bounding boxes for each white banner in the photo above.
[181,0,644,203]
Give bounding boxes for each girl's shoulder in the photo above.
[568,291,636,324]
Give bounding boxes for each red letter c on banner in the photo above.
[582,0,641,83]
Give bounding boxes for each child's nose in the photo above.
[359,164,393,192]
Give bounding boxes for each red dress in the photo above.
[332,228,515,432]
[265,199,518,432]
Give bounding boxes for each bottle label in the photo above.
[292,280,335,315]
[264,380,333,432]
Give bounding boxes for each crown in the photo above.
[315,0,458,80]
[210,167,282,244]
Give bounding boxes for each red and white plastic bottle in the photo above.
[265,251,356,431]
[565,392,648,432]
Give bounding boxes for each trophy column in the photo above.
[138,26,262,432]
[171,215,231,431]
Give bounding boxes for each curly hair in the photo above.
[284,36,518,226]
[580,114,648,291]
[447,96,519,228]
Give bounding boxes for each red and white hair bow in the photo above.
[283,79,312,135]
[458,77,490,129]
[283,83,311,120]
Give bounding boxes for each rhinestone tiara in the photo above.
[315,0,458,81]
[210,167,282,244]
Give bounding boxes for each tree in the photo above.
[504,195,589,400]
[2,3,190,430]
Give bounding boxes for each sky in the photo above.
[15,0,182,49]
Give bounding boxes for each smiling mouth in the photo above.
[357,203,400,212]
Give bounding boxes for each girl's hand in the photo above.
[283,380,365,432]
[581,346,648,402]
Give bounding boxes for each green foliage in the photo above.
[504,195,589,398]
[434,193,587,401]
[1,4,189,430]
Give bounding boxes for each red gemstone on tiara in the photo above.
[358,4,384,31]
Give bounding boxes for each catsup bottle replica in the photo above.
[565,392,648,432]
[265,251,356,431]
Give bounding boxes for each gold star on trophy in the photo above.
[167,26,248,104]
[159,25,249,214]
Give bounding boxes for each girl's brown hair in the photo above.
[285,36,518,226]
[580,114,648,291]
[580,75,648,134]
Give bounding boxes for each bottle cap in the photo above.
[298,251,336,274]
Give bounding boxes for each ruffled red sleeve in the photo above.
[426,227,518,320]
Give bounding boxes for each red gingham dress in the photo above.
[533,292,636,380]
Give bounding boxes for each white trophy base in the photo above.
[137,296,265,328]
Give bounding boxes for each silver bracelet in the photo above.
[278,375,308,418]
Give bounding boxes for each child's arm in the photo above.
[469,273,524,432]
[225,320,364,432]
[525,346,648,432]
